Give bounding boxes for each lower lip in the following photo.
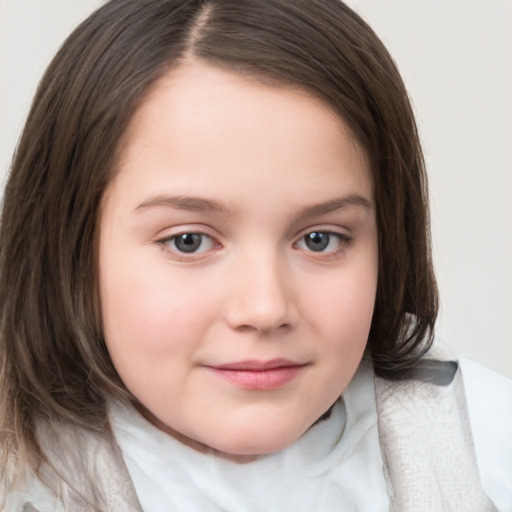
[206,365,304,390]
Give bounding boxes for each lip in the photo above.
[204,359,306,390]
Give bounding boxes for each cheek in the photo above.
[100,257,223,360]
[309,263,377,340]
[99,267,224,405]
[301,253,378,394]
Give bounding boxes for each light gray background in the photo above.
[1,0,511,377]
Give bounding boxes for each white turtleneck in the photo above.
[110,359,390,512]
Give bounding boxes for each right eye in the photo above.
[172,233,214,253]
[159,232,217,257]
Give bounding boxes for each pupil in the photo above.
[305,232,329,251]
[175,233,201,253]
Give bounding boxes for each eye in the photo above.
[295,231,349,254]
[162,232,216,254]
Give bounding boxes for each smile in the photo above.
[204,359,306,390]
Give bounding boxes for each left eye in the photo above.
[296,231,347,253]
[165,233,215,254]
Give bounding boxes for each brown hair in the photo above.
[0,0,437,482]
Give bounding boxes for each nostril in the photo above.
[234,324,257,333]
[259,322,292,336]
[233,322,292,335]
[275,323,292,334]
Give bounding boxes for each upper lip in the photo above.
[207,359,304,371]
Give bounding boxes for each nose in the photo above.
[223,249,297,335]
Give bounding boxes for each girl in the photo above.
[0,1,510,511]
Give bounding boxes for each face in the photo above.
[99,62,378,457]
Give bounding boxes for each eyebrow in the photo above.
[135,194,240,216]
[296,194,372,220]
[135,193,372,217]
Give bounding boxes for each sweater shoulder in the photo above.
[460,358,512,512]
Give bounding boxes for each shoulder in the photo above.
[1,416,141,512]
[459,358,512,512]
[1,474,65,512]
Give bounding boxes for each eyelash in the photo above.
[156,229,352,261]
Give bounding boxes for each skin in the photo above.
[99,62,379,459]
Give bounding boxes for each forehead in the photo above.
[110,61,372,210]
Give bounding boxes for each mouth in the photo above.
[204,359,306,390]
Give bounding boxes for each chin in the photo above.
[205,422,307,458]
